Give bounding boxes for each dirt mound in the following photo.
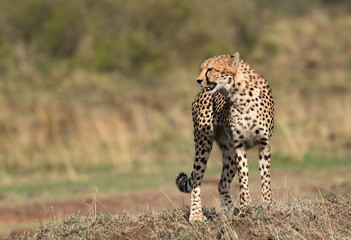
[1,167,351,238]
[21,194,351,240]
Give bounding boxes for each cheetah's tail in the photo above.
[176,172,193,193]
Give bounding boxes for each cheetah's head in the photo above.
[196,52,240,94]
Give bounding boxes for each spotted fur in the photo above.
[176,52,274,223]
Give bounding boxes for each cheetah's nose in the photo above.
[196,79,203,85]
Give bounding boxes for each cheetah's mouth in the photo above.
[205,82,217,92]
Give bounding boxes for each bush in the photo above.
[0,0,311,75]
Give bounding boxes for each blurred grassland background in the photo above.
[0,0,351,185]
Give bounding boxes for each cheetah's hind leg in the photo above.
[214,126,238,214]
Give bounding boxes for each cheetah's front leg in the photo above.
[235,146,251,207]
[259,141,272,203]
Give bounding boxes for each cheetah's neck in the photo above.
[227,60,261,106]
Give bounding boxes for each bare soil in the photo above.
[1,167,350,238]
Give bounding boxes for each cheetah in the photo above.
[176,52,274,223]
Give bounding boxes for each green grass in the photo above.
[271,153,351,170]
[1,152,349,205]
[0,155,192,204]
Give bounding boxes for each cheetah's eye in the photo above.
[205,67,213,75]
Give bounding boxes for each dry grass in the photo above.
[0,70,192,178]
[252,8,351,161]
[13,194,351,240]
[1,6,351,180]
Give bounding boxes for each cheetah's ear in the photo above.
[231,52,240,66]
